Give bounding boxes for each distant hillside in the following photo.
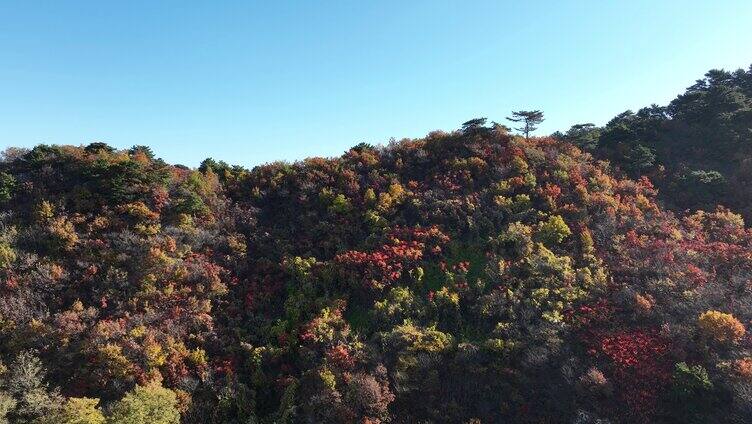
[558,65,752,219]
[1,109,752,421]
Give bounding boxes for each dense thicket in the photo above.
[1,66,752,422]
[558,65,752,219]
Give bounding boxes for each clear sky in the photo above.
[1,1,750,167]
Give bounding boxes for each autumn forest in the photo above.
[1,65,752,423]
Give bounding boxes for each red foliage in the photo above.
[685,264,708,287]
[591,329,672,418]
[565,299,615,327]
[326,344,355,369]
[213,356,237,377]
[2,273,17,290]
[542,183,562,200]
[335,226,449,289]
[244,266,286,311]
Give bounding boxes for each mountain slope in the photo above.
[560,65,752,220]
[1,127,752,423]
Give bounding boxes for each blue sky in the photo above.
[1,1,750,167]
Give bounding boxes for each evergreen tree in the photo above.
[506,110,545,139]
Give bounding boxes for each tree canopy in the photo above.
[0,65,751,423]
[560,65,752,219]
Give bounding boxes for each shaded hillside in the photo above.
[1,126,752,422]
[559,65,752,219]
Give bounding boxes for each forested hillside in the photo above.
[558,65,752,219]
[1,68,752,423]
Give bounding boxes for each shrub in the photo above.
[576,367,612,397]
[108,383,180,424]
[0,172,15,203]
[346,372,394,420]
[698,310,746,344]
[53,397,105,424]
[535,215,572,245]
[672,362,712,399]
[731,358,752,381]
[384,322,453,354]
[0,243,15,269]
[669,362,716,420]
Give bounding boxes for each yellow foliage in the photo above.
[98,343,133,378]
[36,200,55,222]
[391,322,453,353]
[511,156,529,174]
[484,338,509,354]
[319,367,336,390]
[227,234,247,255]
[364,188,377,205]
[48,217,79,250]
[29,318,46,334]
[144,341,167,369]
[91,215,110,231]
[72,300,85,313]
[129,325,147,339]
[187,348,208,367]
[0,242,16,268]
[580,229,594,255]
[177,213,194,229]
[119,201,160,222]
[377,192,393,212]
[55,397,105,424]
[435,286,460,307]
[134,223,161,236]
[698,310,746,344]
[535,215,572,245]
[388,182,405,200]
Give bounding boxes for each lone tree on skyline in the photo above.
[506,110,545,139]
